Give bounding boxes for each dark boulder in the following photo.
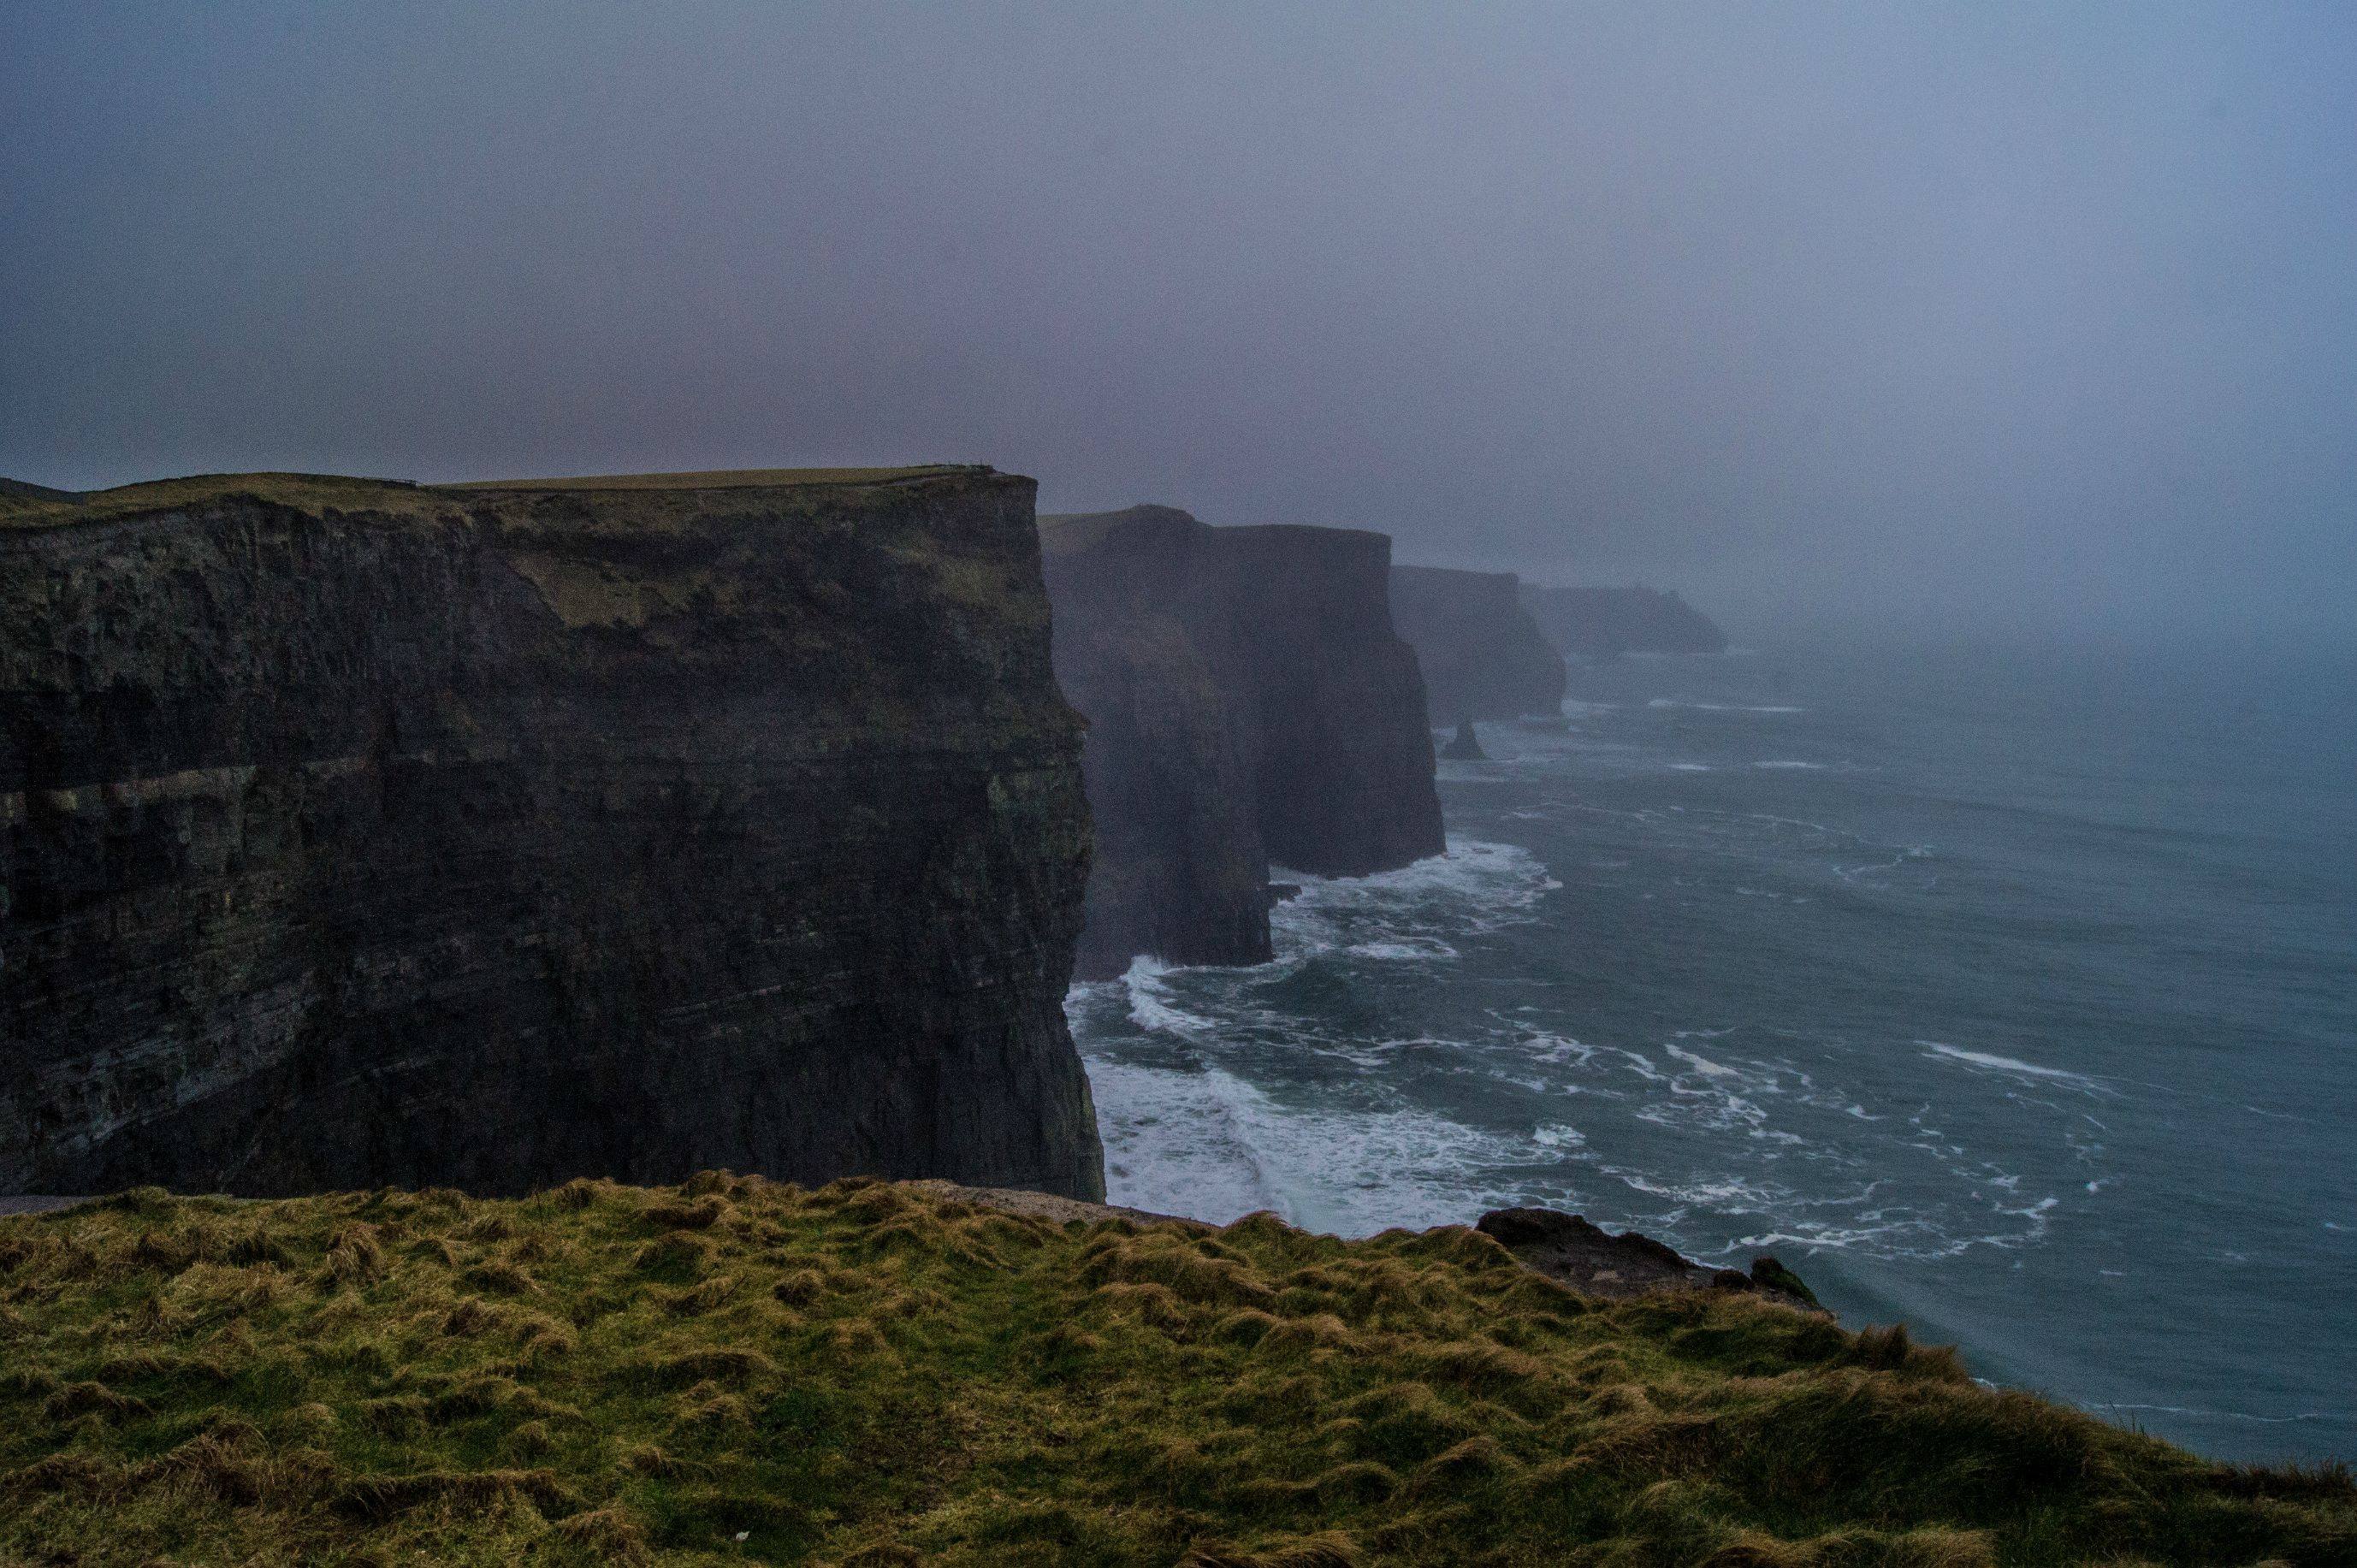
[1476,1206,1819,1308]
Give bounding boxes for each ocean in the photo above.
[1066,636,2357,1464]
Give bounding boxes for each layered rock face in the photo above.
[1520,583,1729,658]
[1042,506,1442,979]
[0,467,1104,1199]
[1389,565,1567,722]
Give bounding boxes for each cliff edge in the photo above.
[3,1180,2342,1566]
[1042,506,1443,979]
[0,466,1104,1199]
[1521,583,1729,658]
[1389,564,1567,722]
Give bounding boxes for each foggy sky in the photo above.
[4,2,2352,638]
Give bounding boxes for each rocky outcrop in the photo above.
[1042,506,1443,979]
[0,467,1104,1200]
[1520,583,1729,658]
[1389,565,1566,721]
[1476,1207,1821,1309]
[1439,720,1486,761]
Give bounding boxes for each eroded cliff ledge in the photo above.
[1042,506,1442,979]
[1389,565,1567,723]
[0,467,1104,1199]
[1520,583,1729,658]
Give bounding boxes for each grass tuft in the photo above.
[0,1179,2345,1565]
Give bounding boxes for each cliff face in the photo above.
[0,467,1104,1200]
[1043,506,1442,979]
[1389,565,1567,722]
[1519,583,1729,658]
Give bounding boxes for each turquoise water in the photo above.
[1068,638,2356,1463]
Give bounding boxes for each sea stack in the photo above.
[0,468,1104,1200]
[1389,565,1567,720]
[1440,719,1487,760]
[1042,505,1444,979]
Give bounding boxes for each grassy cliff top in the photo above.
[1038,505,1205,556]
[0,476,80,512]
[1,467,998,530]
[1,1179,2345,1567]
[445,466,986,493]
[1039,506,1395,562]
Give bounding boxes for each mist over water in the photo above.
[1070,639,2357,1463]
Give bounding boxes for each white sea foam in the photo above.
[1085,1055,1541,1235]
[1668,762,1712,772]
[1270,836,1560,958]
[1068,805,2126,1279]
[1083,1057,1283,1222]
[1834,846,1934,882]
[1348,938,1459,961]
[1918,1041,2101,1090]
[1646,698,1806,714]
[1753,760,1827,770]
[1667,1044,1738,1078]
[2079,1403,2350,1426]
[1120,956,1219,1038]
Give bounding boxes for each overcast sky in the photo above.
[4,2,2351,637]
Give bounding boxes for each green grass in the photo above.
[0,467,992,530]
[0,1179,2346,1566]
[440,467,983,492]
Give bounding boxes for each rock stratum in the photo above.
[1041,506,1443,979]
[1389,564,1566,722]
[0,467,1104,1200]
[1520,583,1729,658]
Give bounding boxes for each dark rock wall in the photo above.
[1519,583,1729,658]
[1389,565,1567,722]
[0,469,1104,1200]
[1043,506,1443,979]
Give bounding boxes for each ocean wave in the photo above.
[1753,760,1827,770]
[1083,1057,1282,1222]
[1834,845,1934,882]
[1646,699,1806,713]
[2077,1402,2352,1426]
[1270,836,1560,957]
[1347,938,1459,961]
[1071,833,2116,1273]
[1918,1041,2105,1092]
[1121,956,1220,1039]
[1083,1055,1542,1235]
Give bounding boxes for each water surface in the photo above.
[1070,637,2357,1462]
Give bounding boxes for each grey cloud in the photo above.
[3,1,2351,638]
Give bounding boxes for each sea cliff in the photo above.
[1520,583,1729,657]
[1042,506,1443,979]
[0,467,1104,1199]
[1389,565,1567,722]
